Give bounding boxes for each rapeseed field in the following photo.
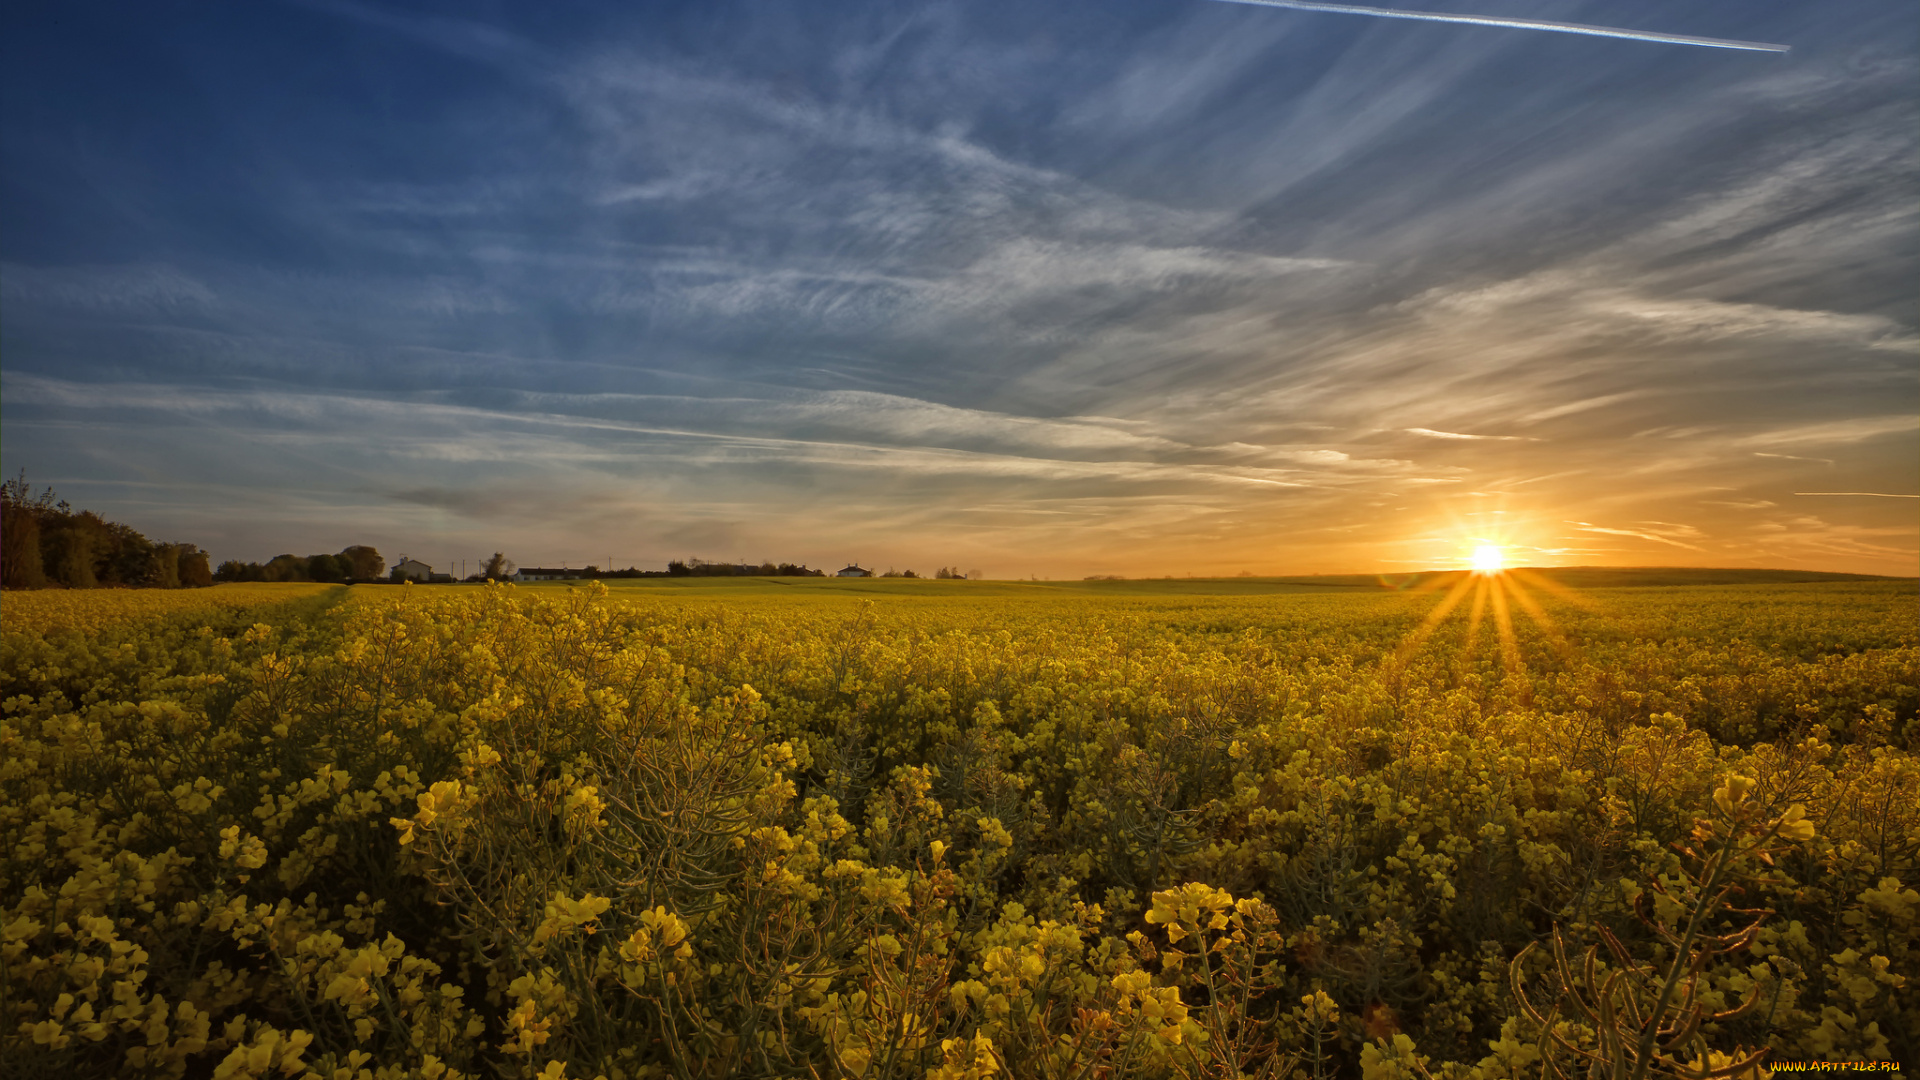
[2,577,1913,1079]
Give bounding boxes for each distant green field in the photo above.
[520,576,1375,597]
[504,564,1908,598]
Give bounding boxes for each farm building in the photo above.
[836,565,871,577]
[393,558,434,582]
[512,568,575,582]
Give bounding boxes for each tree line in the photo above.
[1,473,213,590]
[656,561,975,579]
[212,547,385,584]
[664,558,826,577]
[1,474,976,591]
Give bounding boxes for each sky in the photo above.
[2,0,1915,578]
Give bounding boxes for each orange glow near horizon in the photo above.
[1414,494,1557,577]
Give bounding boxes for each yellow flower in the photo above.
[1713,773,1756,814]
[1776,804,1816,842]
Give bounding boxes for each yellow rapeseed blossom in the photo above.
[1714,773,1757,815]
[2,576,1914,1078]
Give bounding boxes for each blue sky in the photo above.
[3,0,1914,576]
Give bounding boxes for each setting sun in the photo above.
[1471,545,1506,573]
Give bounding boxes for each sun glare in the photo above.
[1471,545,1506,573]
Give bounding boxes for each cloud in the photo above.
[1568,520,1707,551]
[291,0,554,76]
[3,375,1433,505]
[1403,428,1533,441]
[1734,416,1917,448]
[1206,0,1790,53]
[0,263,218,315]
[1585,293,1918,351]
[1752,452,1833,465]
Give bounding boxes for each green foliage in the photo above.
[1510,776,1819,1080]
[340,547,388,582]
[216,547,388,585]
[0,473,213,591]
[1,580,1913,1079]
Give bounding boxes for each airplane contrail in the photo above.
[1207,0,1790,53]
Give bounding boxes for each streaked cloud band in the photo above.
[1206,0,1791,53]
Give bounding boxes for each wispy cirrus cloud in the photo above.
[1569,520,1708,551]
[0,263,219,315]
[1404,428,1534,441]
[1734,416,1917,448]
[2,374,1438,494]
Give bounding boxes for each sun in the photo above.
[1471,545,1506,574]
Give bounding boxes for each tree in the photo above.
[263,554,308,582]
[307,553,345,583]
[1,474,47,589]
[97,520,154,585]
[148,544,184,590]
[2,472,214,589]
[45,513,104,588]
[483,552,515,580]
[178,548,213,588]
[338,545,384,581]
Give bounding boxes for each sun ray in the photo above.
[1464,573,1490,658]
[1388,552,1589,691]
[1403,570,1462,596]
[1488,573,1522,682]
[1502,571,1574,659]
[1392,570,1479,665]
[1507,566,1603,614]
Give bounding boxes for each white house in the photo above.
[393,557,434,582]
[835,564,871,577]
